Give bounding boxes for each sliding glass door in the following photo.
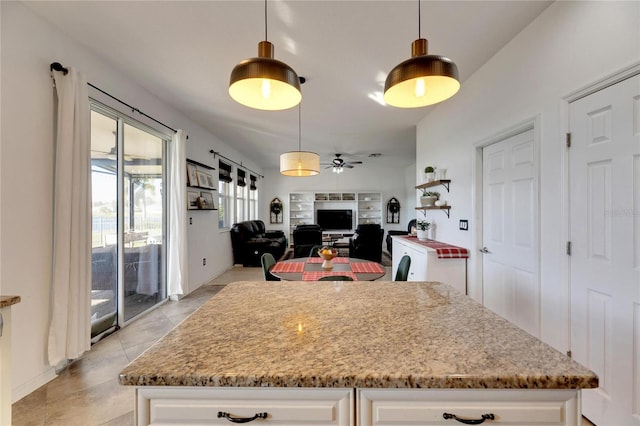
[90,106,167,337]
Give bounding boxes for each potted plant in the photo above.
[420,190,439,207]
[416,220,430,241]
[423,166,436,182]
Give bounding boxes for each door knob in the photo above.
[479,247,492,254]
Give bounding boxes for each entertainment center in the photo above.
[288,192,382,243]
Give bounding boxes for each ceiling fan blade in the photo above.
[344,164,354,168]
[346,161,363,165]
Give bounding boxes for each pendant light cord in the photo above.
[418,0,421,39]
[264,0,268,41]
[298,103,302,151]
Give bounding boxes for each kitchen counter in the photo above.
[119,280,596,390]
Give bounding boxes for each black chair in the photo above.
[292,224,323,258]
[261,253,280,281]
[349,224,384,263]
[395,255,411,281]
[386,219,417,255]
[309,244,325,257]
[318,275,354,281]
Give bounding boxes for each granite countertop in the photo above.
[0,296,21,309]
[119,281,597,389]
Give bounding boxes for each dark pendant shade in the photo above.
[229,41,302,111]
[384,38,460,108]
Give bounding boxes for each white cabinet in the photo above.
[135,387,354,425]
[289,192,315,242]
[392,236,466,293]
[358,389,580,425]
[134,387,582,426]
[288,192,382,236]
[357,193,382,226]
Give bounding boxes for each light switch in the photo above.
[459,220,469,231]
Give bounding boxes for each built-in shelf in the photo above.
[415,179,451,192]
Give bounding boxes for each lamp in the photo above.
[229,0,301,110]
[280,104,319,177]
[383,0,459,108]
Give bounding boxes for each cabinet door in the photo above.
[137,387,354,425]
[393,239,427,282]
[358,389,580,426]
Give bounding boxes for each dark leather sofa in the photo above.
[292,224,323,258]
[230,220,287,266]
[349,223,384,262]
[386,219,417,255]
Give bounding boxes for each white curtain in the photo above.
[168,130,188,298]
[48,66,92,366]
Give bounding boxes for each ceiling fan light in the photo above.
[384,38,460,108]
[280,151,320,177]
[229,41,302,111]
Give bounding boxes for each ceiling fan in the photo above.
[321,154,363,173]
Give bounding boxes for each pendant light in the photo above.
[229,0,302,111]
[383,0,460,108]
[280,103,320,177]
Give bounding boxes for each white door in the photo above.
[482,129,540,338]
[569,74,640,425]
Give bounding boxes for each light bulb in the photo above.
[261,79,271,99]
[415,78,425,97]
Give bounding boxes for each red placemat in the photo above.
[306,257,349,264]
[403,236,469,259]
[270,261,305,273]
[302,271,358,281]
[350,262,385,274]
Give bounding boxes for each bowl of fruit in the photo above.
[317,247,338,269]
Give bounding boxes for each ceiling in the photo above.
[24,1,552,172]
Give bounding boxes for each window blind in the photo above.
[219,160,232,183]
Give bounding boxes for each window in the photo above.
[218,160,233,228]
[90,103,168,335]
[236,169,248,222]
[249,174,258,220]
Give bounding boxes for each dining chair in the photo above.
[318,275,354,281]
[261,253,280,281]
[309,245,325,257]
[394,255,411,281]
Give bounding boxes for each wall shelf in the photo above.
[415,179,451,192]
[415,206,451,218]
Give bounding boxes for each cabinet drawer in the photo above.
[358,389,580,426]
[136,387,353,425]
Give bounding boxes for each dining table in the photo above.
[270,256,387,281]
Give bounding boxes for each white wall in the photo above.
[416,1,640,351]
[0,2,261,400]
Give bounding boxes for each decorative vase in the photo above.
[420,196,437,207]
[417,229,428,241]
[427,225,435,240]
[425,172,435,182]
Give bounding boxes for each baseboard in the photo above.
[12,367,57,403]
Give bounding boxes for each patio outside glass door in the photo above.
[90,106,167,337]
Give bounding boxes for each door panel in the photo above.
[569,73,640,425]
[482,129,540,338]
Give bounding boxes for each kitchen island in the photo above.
[119,281,597,425]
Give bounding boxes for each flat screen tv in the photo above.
[316,209,353,231]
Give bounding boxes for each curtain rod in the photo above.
[50,62,182,136]
[209,150,264,179]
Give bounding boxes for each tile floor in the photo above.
[12,265,595,425]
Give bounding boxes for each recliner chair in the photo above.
[292,224,323,258]
[349,224,384,262]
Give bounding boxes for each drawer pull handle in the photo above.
[443,412,495,424]
[217,411,268,423]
